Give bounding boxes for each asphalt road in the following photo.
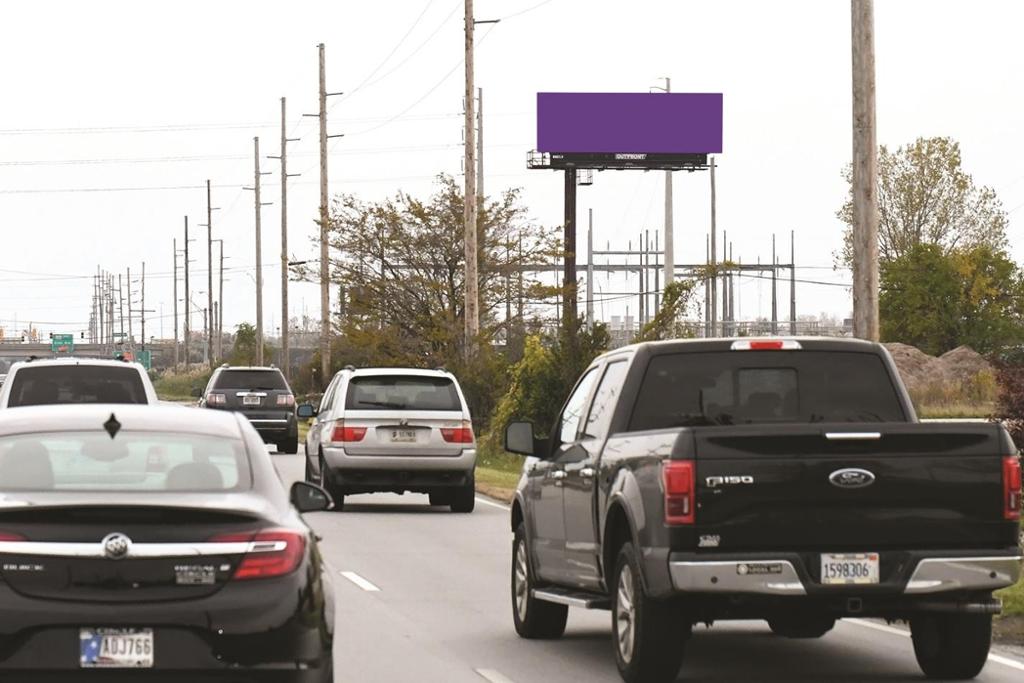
[269,450,1024,683]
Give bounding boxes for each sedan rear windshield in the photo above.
[213,370,288,391]
[0,431,251,492]
[345,376,461,411]
[630,351,906,430]
[7,366,147,407]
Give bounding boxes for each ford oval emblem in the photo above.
[829,468,875,489]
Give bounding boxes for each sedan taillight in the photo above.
[441,421,474,444]
[1005,456,1022,521]
[206,393,226,405]
[211,529,306,580]
[276,394,295,407]
[663,460,695,525]
[331,421,367,443]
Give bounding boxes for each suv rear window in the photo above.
[213,370,288,391]
[345,376,461,411]
[7,366,147,407]
[629,351,905,430]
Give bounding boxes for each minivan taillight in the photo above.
[663,460,695,525]
[331,421,367,443]
[1005,456,1022,521]
[441,421,474,444]
[212,529,306,580]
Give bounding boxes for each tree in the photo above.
[320,174,560,367]
[879,244,1024,356]
[838,137,1007,265]
[228,323,273,366]
[635,280,698,342]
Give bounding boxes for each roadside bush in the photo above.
[153,367,212,400]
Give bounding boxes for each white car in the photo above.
[299,367,477,512]
[0,358,158,408]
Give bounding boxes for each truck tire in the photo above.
[428,491,452,507]
[767,615,836,638]
[450,472,475,513]
[612,543,688,683]
[317,454,345,512]
[511,524,568,639]
[910,613,992,680]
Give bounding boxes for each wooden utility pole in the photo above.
[253,136,265,366]
[477,87,484,211]
[318,43,331,386]
[709,157,717,337]
[206,179,214,364]
[463,0,480,353]
[851,0,879,341]
[273,96,300,379]
[184,216,191,371]
[173,240,179,366]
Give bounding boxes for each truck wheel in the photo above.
[511,524,567,639]
[450,472,476,513]
[317,455,344,512]
[910,613,992,680]
[428,491,452,507]
[612,543,688,683]
[767,615,836,638]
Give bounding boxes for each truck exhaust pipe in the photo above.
[914,599,1002,614]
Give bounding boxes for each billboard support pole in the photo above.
[563,169,578,328]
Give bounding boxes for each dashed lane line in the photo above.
[340,571,381,592]
[474,669,517,683]
[475,496,511,511]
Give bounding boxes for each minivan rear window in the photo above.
[345,376,461,411]
[213,370,288,391]
[629,351,905,430]
[7,366,147,407]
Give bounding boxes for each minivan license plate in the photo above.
[80,628,154,668]
[391,429,417,443]
[820,553,879,585]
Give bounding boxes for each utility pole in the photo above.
[851,0,879,341]
[318,43,331,386]
[253,137,265,366]
[477,87,484,211]
[172,241,179,366]
[217,240,225,361]
[587,209,595,329]
[141,261,146,350]
[463,0,480,354]
[771,234,779,335]
[126,267,133,347]
[790,231,797,335]
[661,78,675,287]
[272,97,300,380]
[709,157,718,337]
[184,216,191,371]
[206,179,214,364]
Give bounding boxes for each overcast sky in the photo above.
[2,0,1022,340]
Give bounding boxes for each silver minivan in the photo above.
[299,367,476,512]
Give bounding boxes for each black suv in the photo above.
[197,365,299,453]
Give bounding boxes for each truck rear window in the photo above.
[629,351,905,430]
[345,376,461,411]
[7,366,147,407]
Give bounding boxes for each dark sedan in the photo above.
[0,404,334,681]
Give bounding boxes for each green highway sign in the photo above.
[51,334,74,353]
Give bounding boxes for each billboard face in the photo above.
[537,92,722,155]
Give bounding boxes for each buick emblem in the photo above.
[102,532,132,559]
[829,468,876,489]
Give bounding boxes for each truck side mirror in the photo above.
[505,421,536,456]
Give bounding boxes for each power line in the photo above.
[500,0,558,20]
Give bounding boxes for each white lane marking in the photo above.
[849,619,1024,672]
[340,571,380,592]
[475,496,510,511]
[474,669,516,683]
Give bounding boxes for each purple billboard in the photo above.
[537,92,723,155]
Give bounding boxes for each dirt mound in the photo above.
[884,343,992,393]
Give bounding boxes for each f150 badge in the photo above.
[829,468,876,489]
[705,475,754,488]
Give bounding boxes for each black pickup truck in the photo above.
[504,338,1022,683]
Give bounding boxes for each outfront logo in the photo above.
[829,468,876,489]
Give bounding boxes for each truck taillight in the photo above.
[441,421,474,444]
[663,460,695,525]
[1005,456,1022,521]
[331,421,366,443]
[211,529,306,580]
[730,339,802,351]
